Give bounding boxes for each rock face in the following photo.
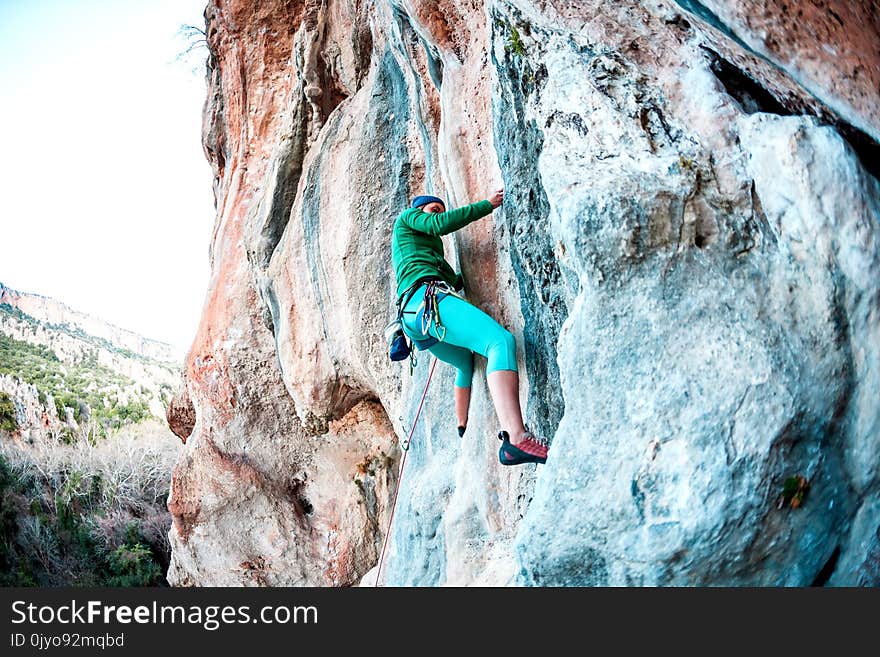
[0,374,63,444]
[691,0,880,142]
[167,0,880,586]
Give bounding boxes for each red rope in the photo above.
[374,356,438,587]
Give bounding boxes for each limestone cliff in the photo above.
[167,0,880,586]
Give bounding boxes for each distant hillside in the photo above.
[0,281,181,364]
[0,281,182,443]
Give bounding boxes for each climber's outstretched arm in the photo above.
[404,188,504,236]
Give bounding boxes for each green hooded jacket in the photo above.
[391,200,494,300]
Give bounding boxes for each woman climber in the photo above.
[390,189,549,465]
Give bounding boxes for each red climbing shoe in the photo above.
[498,429,548,465]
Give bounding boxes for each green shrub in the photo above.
[0,392,17,432]
[0,451,169,586]
[107,542,162,587]
[507,24,526,57]
[0,453,37,585]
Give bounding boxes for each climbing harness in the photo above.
[387,276,464,376]
[375,356,438,587]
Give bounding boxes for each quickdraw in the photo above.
[416,279,463,341]
[408,347,418,377]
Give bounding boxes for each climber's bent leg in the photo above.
[430,294,527,444]
[427,294,519,374]
[422,341,472,431]
[400,284,537,450]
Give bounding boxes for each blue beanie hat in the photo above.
[411,195,445,209]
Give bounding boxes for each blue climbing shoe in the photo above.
[498,430,548,465]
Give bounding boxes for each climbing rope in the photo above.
[375,356,438,587]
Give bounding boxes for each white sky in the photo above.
[0,0,214,361]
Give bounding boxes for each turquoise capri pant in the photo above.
[400,282,518,388]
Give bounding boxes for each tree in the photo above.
[175,24,209,76]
